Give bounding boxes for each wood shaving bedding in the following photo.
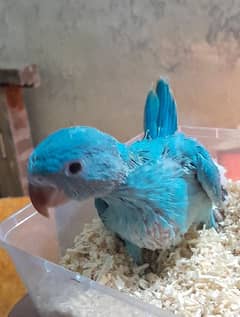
[60,181,240,317]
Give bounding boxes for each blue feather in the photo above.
[143,78,178,140]
[144,90,160,139]
[156,78,178,137]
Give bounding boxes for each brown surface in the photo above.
[0,65,40,88]
[0,95,22,197]
[0,197,29,317]
[4,85,34,194]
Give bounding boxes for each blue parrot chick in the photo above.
[28,78,224,264]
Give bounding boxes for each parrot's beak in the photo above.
[28,184,69,217]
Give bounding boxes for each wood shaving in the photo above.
[60,181,240,317]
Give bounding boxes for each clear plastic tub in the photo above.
[1,126,240,317]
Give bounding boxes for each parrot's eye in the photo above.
[65,161,82,176]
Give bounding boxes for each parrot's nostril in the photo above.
[29,175,49,186]
[33,176,44,184]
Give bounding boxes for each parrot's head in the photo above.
[27,126,128,216]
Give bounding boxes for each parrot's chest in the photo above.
[96,196,180,251]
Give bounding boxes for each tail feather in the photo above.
[143,90,160,139]
[143,78,178,139]
[156,78,178,137]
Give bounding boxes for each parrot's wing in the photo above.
[120,156,189,233]
[172,134,223,208]
[194,144,223,207]
[94,197,109,218]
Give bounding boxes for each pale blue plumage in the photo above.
[28,78,224,264]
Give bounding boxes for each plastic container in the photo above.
[1,126,240,317]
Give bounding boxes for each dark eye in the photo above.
[66,162,82,176]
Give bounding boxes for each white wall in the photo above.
[1,0,240,143]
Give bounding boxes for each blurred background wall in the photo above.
[0,0,240,144]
